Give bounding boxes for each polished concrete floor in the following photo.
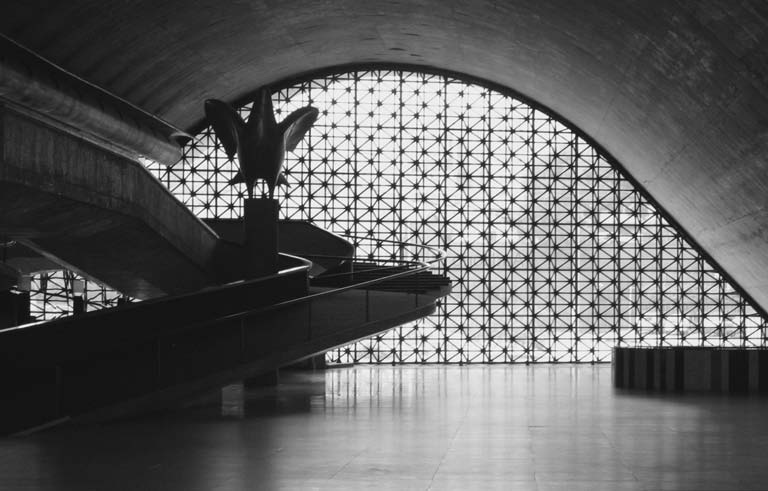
[2,364,768,490]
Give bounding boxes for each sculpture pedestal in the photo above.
[244,198,279,277]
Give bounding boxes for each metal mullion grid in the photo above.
[413,73,430,362]
[394,70,406,362]
[522,105,534,363]
[589,155,604,354]
[538,117,550,360]
[68,68,767,363]
[29,270,121,320]
[483,88,494,362]
[352,71,361,242]
[301,84,314,223]
[502,101,517,363]
[698,257,713,346]
[694,255,711,346]
[576,139,595,356]
[652,215,666,346]
[355,131,375,244]
[439,75,449,363]
[460,87,472,364]
[442,80,460,362]
[740,293,748,348]
[62,271,73,314]
[607,173,619,355]
[299,84,315,223]
[378,75,400,261]
[565,161,580,360]
[320,81,344,227]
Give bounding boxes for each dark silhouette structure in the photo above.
[205,88,318,199]
[1,2,768,488]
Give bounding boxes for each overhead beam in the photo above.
[0,105,240,299]
[0,34,187,166]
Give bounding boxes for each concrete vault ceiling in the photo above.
[3,0,768,311]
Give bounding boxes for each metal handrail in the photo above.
[299,234,444,281]
[1,236,446,336]
[181,234,447,330]
[179,257,440,333]
[123,235,447,334]
[0,253,312,333]
[343,234,445,265]
[308,234,445,265]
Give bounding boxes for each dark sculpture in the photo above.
[205,87,319,199]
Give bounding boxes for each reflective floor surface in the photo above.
[2,364,768,490]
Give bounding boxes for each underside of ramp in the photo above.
[0,263,447,435]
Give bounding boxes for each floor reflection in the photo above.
[1,365,768,490]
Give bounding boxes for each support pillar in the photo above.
[244,198,279,277]
[72,279,85,315]
[0,290,30,328]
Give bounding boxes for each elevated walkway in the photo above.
[0,105,238,299]
[0,101,357,299]
[313,261,451,294]
[205,218,355,277]
[0,42,453,436]
[0,52,451,434]
[0,240,450,435]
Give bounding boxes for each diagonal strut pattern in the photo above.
[140,68,766,362]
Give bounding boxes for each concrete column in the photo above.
[624,349,634,389]
[72,297,85,315]
[730,350,748,393]
[759,351,768,393]
[244,199,279,277]
[719,350,730,394]
[310,354,327,370]
[0,290,30,328]
[612,347,624,387]
[683,349,711,392]
[652,349,664,390]
[72,279,85,315]
[749,350,760,393]
[664,349,678,391]
[612,348,768,394]
[634,348,648,389]
[220,383,245,418]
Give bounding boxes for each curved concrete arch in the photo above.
[3,0,768,309]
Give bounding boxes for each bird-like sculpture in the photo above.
[204,87,319,199]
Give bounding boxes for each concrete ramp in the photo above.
[0,259,447,435]
[0,106,242,299]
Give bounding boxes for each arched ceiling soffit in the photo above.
[5,0,768,306]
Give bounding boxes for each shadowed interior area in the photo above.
[3,2,768,488]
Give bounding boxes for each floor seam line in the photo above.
[428,402,471,487]
[329,447,368,479]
